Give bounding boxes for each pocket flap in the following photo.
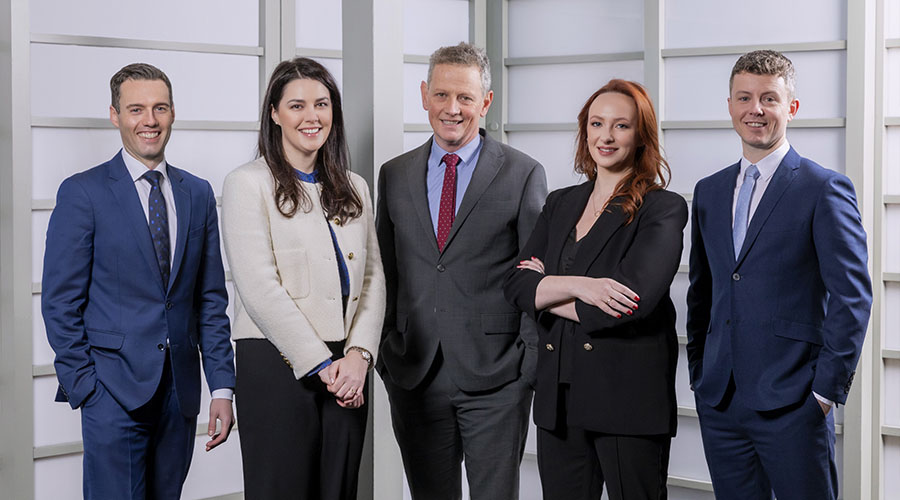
[86,328,125,350]
[772,319,823,346]
[482,313,520,334]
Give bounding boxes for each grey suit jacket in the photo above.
[376,129,548,392]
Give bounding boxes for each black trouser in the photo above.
[236,338,367,500]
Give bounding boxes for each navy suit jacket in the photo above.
[42,151,235,418]
[686,147,871,411]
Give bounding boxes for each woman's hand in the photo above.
[575,277,640,318]
[517,256,545,274]
[327,350,368,402]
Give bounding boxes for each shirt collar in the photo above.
[740,140,790,182]
[295,168,318,184]
[122,148,169,183]
[428,134,483,169]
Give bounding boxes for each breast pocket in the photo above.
[274,248,311,298]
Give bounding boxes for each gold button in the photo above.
[333,217,341,226]
[545,343,554,351]
[583,343,593,351]
[347,252,354,260]
[280,353,293,369]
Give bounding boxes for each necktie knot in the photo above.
[142,170,163,189]
[442,153,460,170]
[745,164,760,181]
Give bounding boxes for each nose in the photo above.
[749,99,764,115]
[447,98,460,115]
[143,108,159,126]
[599,126,614,143]
[302,106,320,123]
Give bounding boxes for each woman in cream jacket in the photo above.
[221,58,385,500]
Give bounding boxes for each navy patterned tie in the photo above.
[143,170,171,287]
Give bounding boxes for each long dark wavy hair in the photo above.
[258,57,362,222]
[574,79,670,225]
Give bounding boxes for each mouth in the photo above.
[300,127,322,136]
[596,147,618,156]
[744,121,767,128]
[137,131,161,139]
[440,119,463,127]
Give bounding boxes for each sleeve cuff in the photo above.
[211,388,234,400]
[813,391,835,408]
[306,358,333,377]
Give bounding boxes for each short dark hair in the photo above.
[729,50,796,99]
[110,63,173,112]
[427,42,491,95]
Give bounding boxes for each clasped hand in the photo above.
[317,350,368,409]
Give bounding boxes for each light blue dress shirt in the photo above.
[426,135,483,235]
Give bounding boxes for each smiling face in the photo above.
[109,79,174,169]
[728,72,799,163]
[421,63,493,152]
[271,78,333,171]
[585,91,639,176]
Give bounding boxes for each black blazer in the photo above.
[504,182,687,436]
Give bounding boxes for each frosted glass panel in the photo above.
[31,45,259,122]
[665,51,846,121]
[887,0,900,38]
[784,128,846,174]
[508,0,643,57]
[35,454,82,500]
[886,437,900,498]
[505,131,585,192]
[403,132,432,152]
[296,0,342,50]
[887,49,900,117]
[181,432,244,499]
[886,284,900,351]
[665,129,744,195]
[666,0,844,49]
[312,57,344,93]
[403,63,429,124]
[886,206,900,273]
[34,377,83,446]
[33,211,51,284]
[508,61,644,124]
[672,272,689,336]
[166,131,259,194]
[404,0,469,55]
[30,0,259,46]
[886,128,900,195]
[885,360,900,426]
[676,346,694,408]
[669,415,712,481]
[34,295,54,365]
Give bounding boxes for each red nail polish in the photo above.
[634,296,640,301]
[616,314,622,318]
[626,310,633,315]
[633,304,639,310]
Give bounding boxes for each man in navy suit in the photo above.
[41,63,236,499]
[686,50,872,499]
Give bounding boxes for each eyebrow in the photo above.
[589,115,631,121]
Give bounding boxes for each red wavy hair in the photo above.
[574,79,670,225]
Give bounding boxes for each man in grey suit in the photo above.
[376,42,548,500]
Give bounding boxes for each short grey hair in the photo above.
[426,42,491,96]
[110,63,173,112]
[729,50,796,99]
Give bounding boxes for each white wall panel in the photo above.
[32,211,50,284]
[166,131,259,195]
[887,0,900,38]
[182,432,244,500]
[886,49,900,117]
[671,272,689,336]
[669,416,711,481]
[507,61,644,124]
[312,57,344,93]
[885,437,900,497]
[30,0,259,46]
[403,62,429,124]
[884,128,900,195]
[296,0,342,50]
[885,360,900,427]
[403,0,469,55]
[885,284,900,351]
[885,206,900,273]
[403,132,431,152]
[784,128,846,173]
[33,295,54,365]
[508,0,642,58]
[34,454,82,500]
[506,131,584,192]
[33,376,82,447]
[519,455,544,500]
[31,128,121,200]
[664,129,742,197]
[669,486,714,500]
[665,51,846,122]
[665,0,845,49]
[675,347,694,408]
[31,45,259,122]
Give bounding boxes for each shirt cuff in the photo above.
[211,388,234,400]
[813,391,835,408]
[306,358,333,377]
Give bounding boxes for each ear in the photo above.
[479,90,494,118]
[270,105,279,127]
[420,81,429,110]
[109,106,120,129]
[787,98,800,120]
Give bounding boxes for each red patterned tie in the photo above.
[436,153,460,251]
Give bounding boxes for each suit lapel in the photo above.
[735,148,800,266]
[712,162,741,263]
[441,132,503,253]
[167,164,191,290]
[543,182,592,274]
[570,193,628,277]
[107,153,166,295]
[405,140,440,254]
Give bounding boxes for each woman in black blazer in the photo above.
[504,79,687,500]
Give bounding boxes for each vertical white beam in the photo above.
[0,0,35,498]
[469,0,487,49]
[342,1,405,498]
[844,1,877,498]
[484,0,507,143]
[644,0,664,137]
[280,0,296,63]
[261,0,282,104]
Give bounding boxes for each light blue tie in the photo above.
[733,164,760,257]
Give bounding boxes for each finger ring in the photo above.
[606,298,612,305]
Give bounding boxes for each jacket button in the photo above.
[732,273,741,281]
[583,343,593,351]
[157,343,165,351]
[347,252,354,260]
[333,217,341,226]
[352,296,359,301]
[545,343,554,351]
[436,264,446,272]
[165,301,173,310]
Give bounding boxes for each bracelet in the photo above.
[347,346,373,371]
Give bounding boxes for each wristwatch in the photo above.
[348,346,373,370]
